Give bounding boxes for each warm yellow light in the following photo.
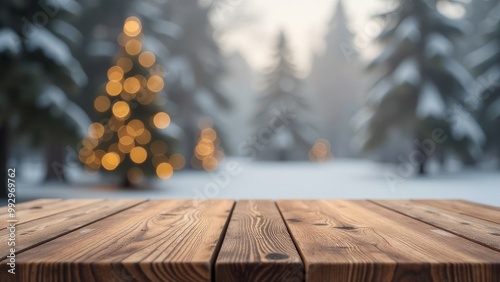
[108,144,124,160]
[137,91,155,105]
[88,123,105,139]
[123,77,141,94]
[201,128,217,142]
[127,120,145,136]
[118,136,135,153]
[196,141,214,157]
[102,152,120,171]
[78,147,95,164]
[153,112,170,129]
[124,17,142,37]
[147,75,164,92]
[94,96,111,112]
[112,101,130,119]
[202,156,218,171]
[125,39,142,56]
[117,57,133,72]
[82,137,98,149]
[139,51,156,67]
[169,154,186,170]
[156,162,173,180]
[107,66,124,81]
[106,81,122,96]
[130,147,147,164]
[136,129,151,145]
[127,167,144,184]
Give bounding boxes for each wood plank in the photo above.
[0,200,234,282]
[372,200,500,251]
[0,199,146,258]
[0,199,103,229]
[277,200,500,282]
[415,200,500,224]
[0,198,62,215]
[216,200,303,282]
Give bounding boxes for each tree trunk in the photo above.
[417,144,427,176]
[44,145,67,182]
[0,124,8,198]
[121,175,133,189]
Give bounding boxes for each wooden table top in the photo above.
[1,199,499,282]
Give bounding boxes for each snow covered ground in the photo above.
[16,158,500,207]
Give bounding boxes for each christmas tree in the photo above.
[254,31,315,161]
[190,117,224,171]
[467,2,500,164]
[0,0,88,194]
[80,17,182,187]
[353,0,485,174]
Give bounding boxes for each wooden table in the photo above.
[1,199,499,281]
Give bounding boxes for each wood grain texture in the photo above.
[372,200,500,251]
[0,200,234,282]
[0,199,145,258]
[216,200,303,282]
[277,200,500,282]
[416,200,500,224]
[0,198,102,229]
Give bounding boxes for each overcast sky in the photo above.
[212,0,387,75]
[212,0,466,75]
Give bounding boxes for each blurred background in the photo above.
[1,0,499,205]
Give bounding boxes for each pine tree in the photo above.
[160,0,230,167]
[254,31,315,161]
[353,0,485,174]
[308,0,364,158]
[468,2,500,163]
[80,17,182,187]
[0,0,88,193]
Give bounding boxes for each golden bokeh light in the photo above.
[106,81,122,96]
[123,17,142,37]
[82,137,98,149]
[123,77,141,94]
[147,75,164,92]
[127,167,144,184]
[125,39,142,56]
[139,51,156,67]
[309,139,333,162]
[112,101,130,119]
[156,162,173,180]
[118,136,135,153]
[150,140,167,155]
[169,154,186,170]
[94,96,111,112]
[78,147,95,164]
[108,143,124,160]
[88,123,105,139]
[137,91,155,105]
[101,152,120,171]
[201,128,217,142]
[136,129,151,145]
[202,157,218,171]
[130,147,147,164]
[195,141,214,158]
[107,66,124,81]
[153,112,170,129]
[117,57,133,73]
[127,119,145,136]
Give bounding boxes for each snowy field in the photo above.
[15,158,500,207]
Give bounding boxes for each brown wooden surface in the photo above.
[216,200,303,282]
[1,199,234,282]
[0,199,145,258]
[416,199,500,224]
[1,199,499,282]
[372,199,500,251]
[277,200,500,282]
[0,198,102,229]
